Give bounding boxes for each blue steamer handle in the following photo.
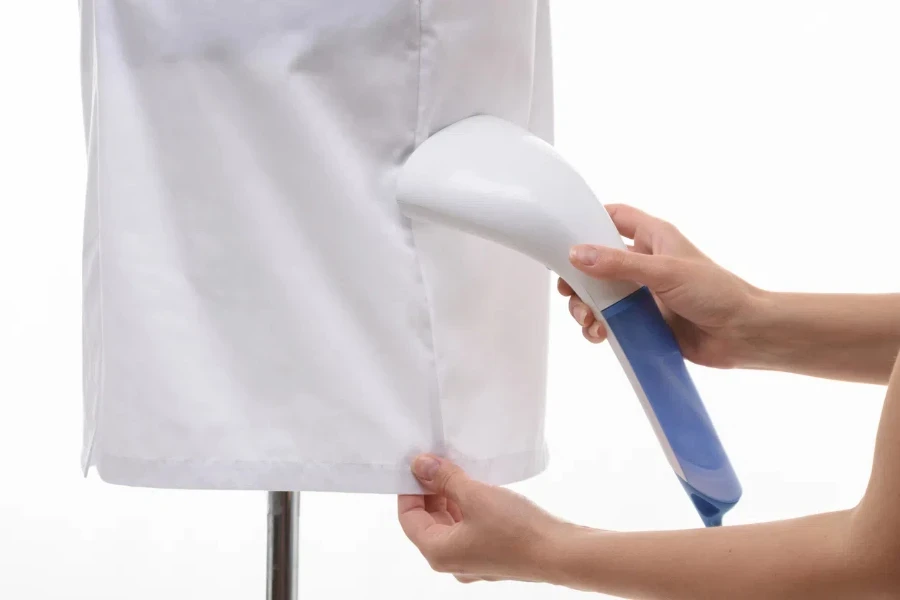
[600,286,742,527]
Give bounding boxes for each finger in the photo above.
[398,495,444,548]
[398,493,425,515]
[454,575,503,583]
[568,295,594,328]
[582,325,605,343]
[424,493,456,527]
[609,204,700,257]
[424,491,447,514]
[557,277,574,297]
[569,245,681,292]
[628,240,654,255]
[605,203,658,240]
[584,319,607,343]
[446,498,464,523]
[412,455,476,507]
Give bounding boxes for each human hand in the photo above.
[559,203,764,369]
[397,454,570,585]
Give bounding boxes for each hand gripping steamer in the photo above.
[397,115,741,527]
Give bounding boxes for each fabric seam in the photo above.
[406,0,447,455]
[95,446,545,469]
[81,2,107,476]
[91,445,550,491]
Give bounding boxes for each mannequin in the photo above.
[78,2,555,597]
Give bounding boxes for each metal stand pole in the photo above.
[267,492,300,600]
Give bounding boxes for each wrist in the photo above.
[727,286,788,371]
[735,290,900,382]
[534,521,608,590]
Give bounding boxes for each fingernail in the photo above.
[574,306,588,325]
[413,455,440,481]
[571,246,599,265]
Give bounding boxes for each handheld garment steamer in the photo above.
[397,115,741,527]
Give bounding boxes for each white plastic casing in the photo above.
[397,115,640,315]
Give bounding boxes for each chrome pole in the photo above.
[266,492,300,600]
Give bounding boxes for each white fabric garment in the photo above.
[79,0,555,493]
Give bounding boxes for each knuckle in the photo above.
[428,557,448,573]
[651,257,685,291]
[656,218,681,238]
[424,545,446,571]
[427,549,456,574]
[656,255,681,278]
[598,249,629,272]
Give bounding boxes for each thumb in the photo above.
[569,244,680,291]
[412,454,475,506]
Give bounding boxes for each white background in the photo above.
[1,2,898,598]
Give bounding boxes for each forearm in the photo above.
[536,353,900,599]
[541,510,885,600]
[736,291,900,384]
